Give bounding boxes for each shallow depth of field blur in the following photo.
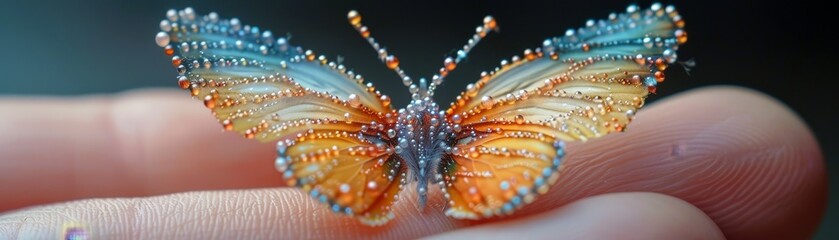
[0,0,833,238]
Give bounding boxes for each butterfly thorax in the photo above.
[393,98,455,210]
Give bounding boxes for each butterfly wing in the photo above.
[441,4,687,218]
[156,8,403,225]
[275,133,406,225]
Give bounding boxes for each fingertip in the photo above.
[503,86,824,239]
[641,86,827,238]
[424,192,725,240]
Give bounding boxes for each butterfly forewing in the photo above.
[441,4,685,218]
[456,64,650,140]
[157,9,405,225]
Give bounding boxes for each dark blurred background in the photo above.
[0,0,833,238]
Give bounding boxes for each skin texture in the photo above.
[0,86,826,239]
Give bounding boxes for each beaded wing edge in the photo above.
[154,3,686,225]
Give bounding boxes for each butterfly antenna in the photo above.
[426,15,498,97]
[347,11,420,95]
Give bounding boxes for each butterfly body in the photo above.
[392,98,451,210]
[155,3,686,226]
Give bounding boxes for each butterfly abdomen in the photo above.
[393,98,455,210]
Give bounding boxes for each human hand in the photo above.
[0,86,825,239]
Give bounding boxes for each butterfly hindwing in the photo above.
[441,4,686,218]
[440,127,565,218]
[276,135,406,225]
[157,8,404,225]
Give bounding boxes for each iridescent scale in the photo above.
[155,3,686,225]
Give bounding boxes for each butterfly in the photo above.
[154,3,686,226]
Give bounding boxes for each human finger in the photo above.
[0,87,824,239]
